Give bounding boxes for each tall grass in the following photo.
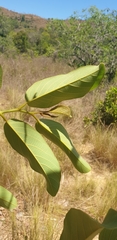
[87,125,117,167]
[0,54,117,239]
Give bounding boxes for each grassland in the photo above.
[0,54,117,239]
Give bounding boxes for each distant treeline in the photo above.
[0,6,117,81]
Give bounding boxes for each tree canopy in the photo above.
[0,6,117,80]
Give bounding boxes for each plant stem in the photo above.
[27,111,40,122]
[17,102,27,110]
[0,108,41,123]
[0,113,7,121]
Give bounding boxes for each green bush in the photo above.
[85,87,117,126]
[13,31,29,53]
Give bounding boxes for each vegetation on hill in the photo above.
[0,6,117,81]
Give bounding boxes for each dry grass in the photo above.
[87,125,117,167]
[0,54,117,239]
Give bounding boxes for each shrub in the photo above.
[84,87,117,126]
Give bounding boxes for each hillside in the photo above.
[0,6,117,81]
[0,6,48,29]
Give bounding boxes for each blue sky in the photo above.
[0,0,117,19]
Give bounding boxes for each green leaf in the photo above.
[0,186,17,210]
[102,208,117,229]
[0,65,3,88]
[60,208,103,240]
[25,63,105,108]
[60,208,117,240]
[99,209,117,239]
[4,119,61,196]
[43,105,72,117]
[35,119,91,173]
[99,228,117,240]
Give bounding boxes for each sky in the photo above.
[0,0,117,19]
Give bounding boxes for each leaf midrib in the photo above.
[27,66,99,99]
[8,122,58,188]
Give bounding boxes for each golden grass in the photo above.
[0,54,117,239]
[87,125,117,167]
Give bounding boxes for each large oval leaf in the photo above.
[60,208,103,240]
[35,119,91,173]
[4,119,61,196]
[60,208,117,240]
[25,63,105,108]
[102,208,117,229]
[99,228,117,240]
[98,208,117,239]
[0,186,17,210]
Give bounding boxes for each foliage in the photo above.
[60,208,117,240]
[0,14,11,37]
[0,63,107,236]
[1,7,117,80]
[1,7,117,238]
[85,87,117,126]
[1,62,117,239]
[0,186,17,210]
[0,10,41,54]
[13,31,29,53]
[39,7,117,81]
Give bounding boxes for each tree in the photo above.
[21,15,25,22]
[13,30,28,53]
[44,7,117,81]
